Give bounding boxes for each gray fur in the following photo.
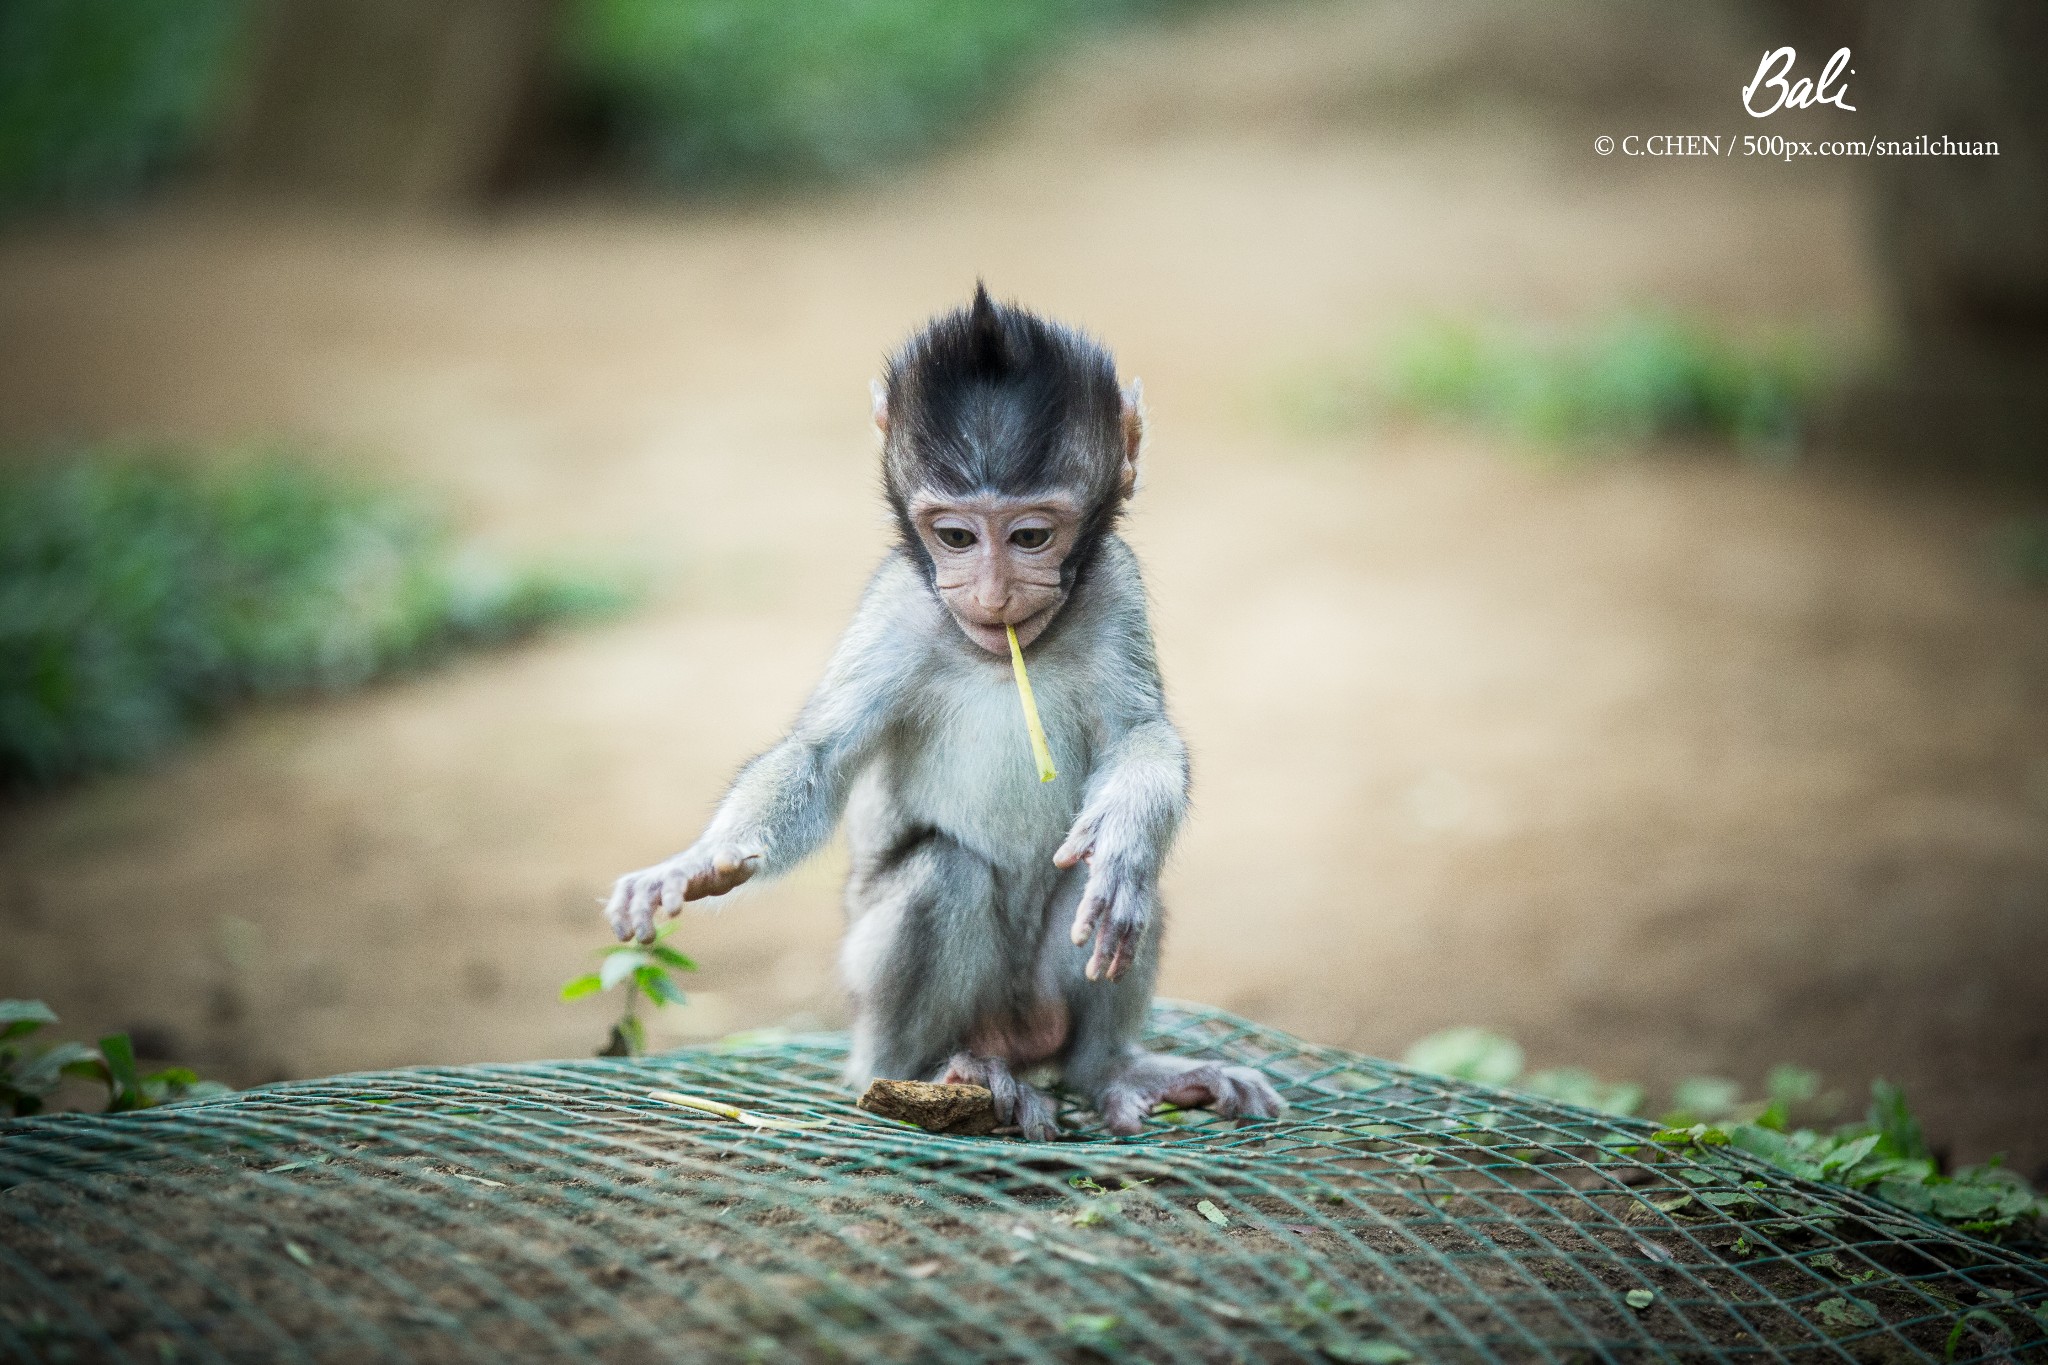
[608,513,1282,1135]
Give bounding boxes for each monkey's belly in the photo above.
[966,999,1069,1068]
[882,675,1085,870]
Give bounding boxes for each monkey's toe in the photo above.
[1095,1086,1153,1136]
[1212,1065,1285,1121]
[1013,1082,1060,1142]
[937,1053,1020,1125]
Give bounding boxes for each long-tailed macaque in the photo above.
[606,286,1283,1139]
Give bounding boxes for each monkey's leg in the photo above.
[840,830,1057,1135]
[1055,905,1284,1136]
[1088,1052,1285,1137]
[935,1053,1060,1142]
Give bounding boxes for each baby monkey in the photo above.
[606,286,1283,1139]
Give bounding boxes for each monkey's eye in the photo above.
[935,526,976,550]
[1009,527,1052,550]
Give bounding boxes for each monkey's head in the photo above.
[874,284,1144,657]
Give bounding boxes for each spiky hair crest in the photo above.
[880,284,1125,507]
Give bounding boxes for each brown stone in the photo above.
[856,1079,999,1135]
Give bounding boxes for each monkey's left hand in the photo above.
[1054,818,1153,982]
[605,844,761,944]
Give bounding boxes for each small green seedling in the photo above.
[2,1000,228,1116]
[560,924,696,1056]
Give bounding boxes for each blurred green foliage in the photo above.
[0,452,630,791]
[560,0,1198,189]
[1284,313,1829,457]
[2,999,229,1117]
[1406,1025,2047,1241]
[0,0,1216,211]
[0,0,248,216]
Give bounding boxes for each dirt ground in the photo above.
[2,1,2045,1169]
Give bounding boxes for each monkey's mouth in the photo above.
[955,603,1058,656]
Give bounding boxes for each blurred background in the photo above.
[2,1,2044,1169]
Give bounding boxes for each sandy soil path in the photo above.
[3,1,2044,1167]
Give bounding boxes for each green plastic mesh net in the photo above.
[4,1004,2045,1362]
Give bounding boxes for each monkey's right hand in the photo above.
[605,844,762,943]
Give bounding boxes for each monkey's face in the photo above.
[909,492,1083,655]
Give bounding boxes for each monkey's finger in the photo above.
[627,876,661,943]
[656,864,691,917]
[603,879,634,940]
[1085,921,1123,982]
[1098,931,1137,982]
[1083,898,1120,979]
[1105,930,1138,982]
[1070,891,1107,948]
[1052,827,1096,869]
[1094,899,1144,982]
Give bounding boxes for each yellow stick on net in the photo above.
[1005,624,1058,783]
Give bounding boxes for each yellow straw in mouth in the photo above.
[1006,624,1058,783]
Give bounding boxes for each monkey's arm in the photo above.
[607,568,923,943]
[1053,714,1190,981]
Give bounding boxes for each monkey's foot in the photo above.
[937,1053,1060,1142]
[1095,1052,1285,1136]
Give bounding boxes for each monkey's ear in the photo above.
[870,377,889,435]
[1118,378,1146,498]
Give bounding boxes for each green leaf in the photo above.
[1874,1178,1938,1214]
[1727,1122,1827,1181]
[1815,1296,1877,1331]
[138,1069,185,1103]
[1667,1075,1741,1123]
[1323,1342,1413,1364]
[648,945,697,972]
[1818,1132,1881,1178]
[1946,1308,2011,1363]
[1403,1028,1522,1087]
[1062,1314,1121,1352]
[1866,1080,1929,1161]
[559,973,604,1002]
[159,1080,233,1106]
[1522,1066,1643,1117]
[1625,1289,1655,1310]
[1195,1199,1230,1226]
[638,969,688,1007]
[14,1041,99,1094]
[98,1033,145,1110]
[1927,1182,2005,1221]
[600,951,650,992]
[0,1000,57,1040]
[1766,1064,1820,1108]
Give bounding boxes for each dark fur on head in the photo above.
[881,285,1129,592]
